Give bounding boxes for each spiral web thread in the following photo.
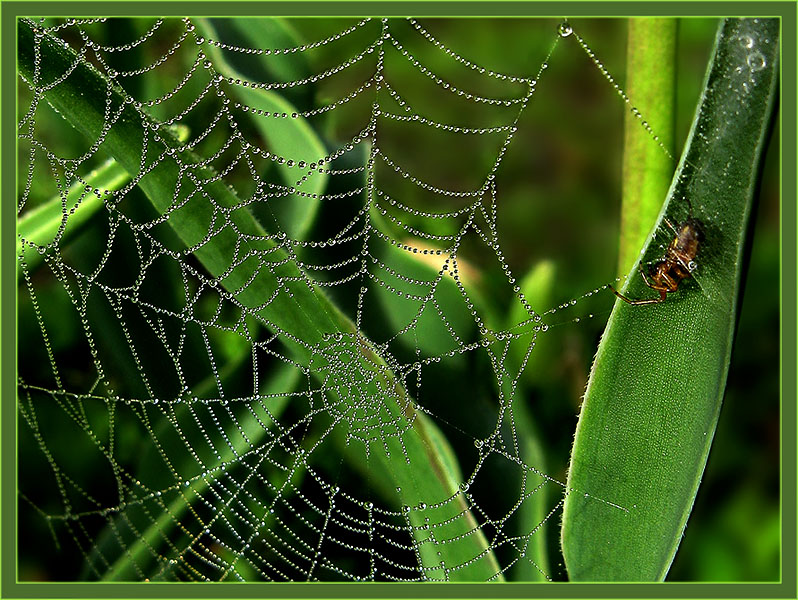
[17,17,599,582]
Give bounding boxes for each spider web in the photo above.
[17,16,626,582]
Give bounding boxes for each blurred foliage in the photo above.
[17,17,778,582]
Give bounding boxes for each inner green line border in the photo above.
[2,2,795,599]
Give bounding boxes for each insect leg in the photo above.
[608,283,666,305]
[663,218,679,234]
[637,263,665,291]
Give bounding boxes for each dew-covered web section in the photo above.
[17,17,616,582]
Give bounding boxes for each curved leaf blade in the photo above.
[561,18,778,581]
[17,126,189,279]
[195,18,328,241]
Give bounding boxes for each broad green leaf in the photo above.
[19,19,500,580]
[205,17,310,84]
[195,19,328,241]
[561,18,778,581]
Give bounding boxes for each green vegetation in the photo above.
[16,17,778,582]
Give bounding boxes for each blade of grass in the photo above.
[17,125,189,280]
[203,17,311,84]
[100,361,302,581]
[497,260,556,581]
[19,19,500,580]
[195,19,328,241]
[561,18,778,581]
[506,260,555,389]
[372,240,477,360]
[17,159,127,277]
[509,396,551,581]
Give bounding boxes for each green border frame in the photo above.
[2,2,795,599]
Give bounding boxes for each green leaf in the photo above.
[373,240,477,360]
[561,18,778,581]
[505,260,555,389]
[101,361,302,581]
[19,19,500,581]
[195,19,328,241]
[205,18,310,84]
[17,159,123,275]
[17,125,189,280]
[497,260,556,581]
[505,396,551,582]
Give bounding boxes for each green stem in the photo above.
[618,18,677,276]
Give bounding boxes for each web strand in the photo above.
[18,16,596,582]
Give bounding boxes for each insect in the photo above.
[610,216,703,306]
